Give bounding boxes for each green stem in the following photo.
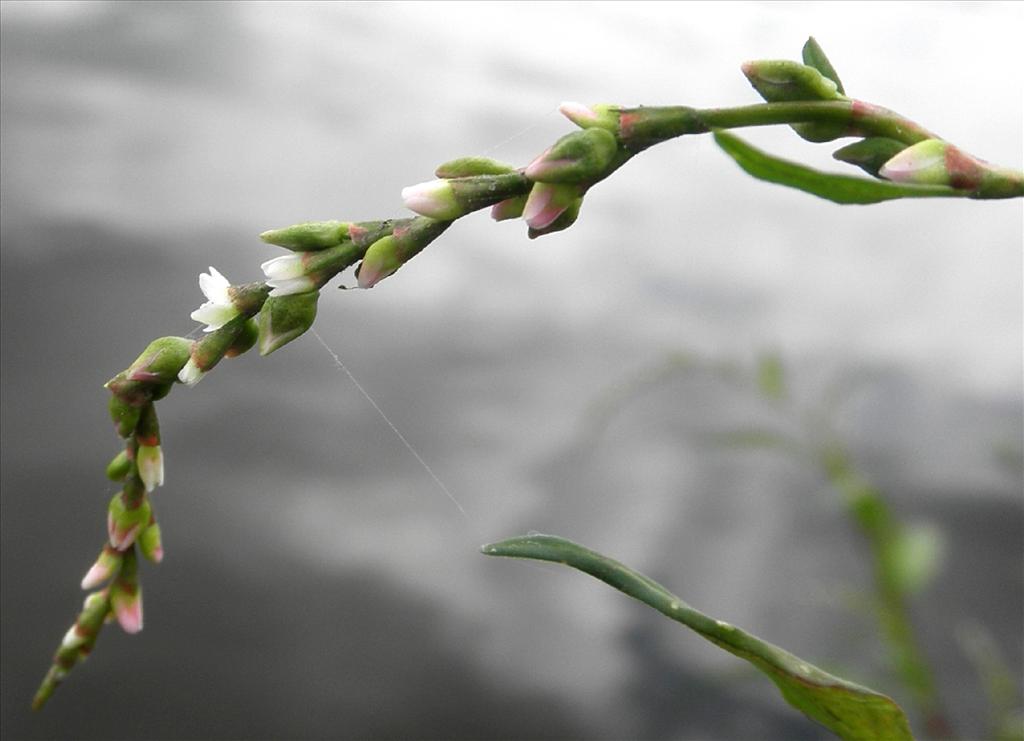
[821,445,952,737]
[617,100,939,151]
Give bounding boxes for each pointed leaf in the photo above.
[802,37,845,95]
[483,534,913,741]
[713,130,961,204]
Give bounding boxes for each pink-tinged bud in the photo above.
[402,179,461,220]
[491,195,528,221]
[559,101,620,133]
[527,196,583,239]
[139,516,164,563]
[107,337,191,406]
[136,445,164,492]
[879,139,948,184]
[110,547,142,634]
[81,544,123,590]
[107,492,152,551]
[356,217,452,288]
[356,235,403,289]
[525,128,617,184]
[878,138,988,190]
[523,182,582,230]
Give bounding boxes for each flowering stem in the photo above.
[34,38,1024,712]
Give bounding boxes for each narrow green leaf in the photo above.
[802,37,845,95]
[713,129,961,204]
[483,534,913,741]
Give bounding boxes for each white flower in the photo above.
[190,266,239,332]
[177,357,205,387]
[261,254,315,296]
[137,444,164,492]
[401,179,459,220]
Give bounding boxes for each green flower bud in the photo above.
[259,220,350,251]
[490,194,528,222]
[558,102,621,134]
[81,544,123,589]
[527,195,583,239]
[741,59,841,102]
[125,337,192,385]
[225,317,259,358]
[110,546,142,633]
[107,491,152,551]
[525,128,618,184]
[833,138,908,177]
[106,450,132,481]
[108,394,142,438]
[741,59,846,142]
[139,513,163,563]
[522,182,584,232]
[434,156,516,178]
[257,290,320,356]
[356,217,451,288]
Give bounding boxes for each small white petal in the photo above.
[198,266,232,304]
[61,626,86,651]
[261,255,306,281]
[268,276,317,297]
[137,445,164,492]
[177,358,206,387]
[191,302,238,332]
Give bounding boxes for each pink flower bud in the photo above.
[81,545,123,590]
[401,179,460,220]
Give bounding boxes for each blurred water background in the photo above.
[1,2,1021,739]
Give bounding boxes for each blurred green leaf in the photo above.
[713,130,960,204]
[885,522,946,595]
[802,37,845,95]
[757,352,786,399]
[483,534,913,741]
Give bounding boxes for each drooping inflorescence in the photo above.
[32,36,1023,711]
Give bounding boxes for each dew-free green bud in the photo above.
[435,156,516,178]
[106,450,132,481]
[81,544,123,589]
[742,59,845,142]
[107,492,152,551]
[257,291,319,355]
[356,217,451,288]
[139,514,164,563]
[259,220,350,251]
[491,194,528,221]
[878,138,959,186]
[124,337,192,386]
[225,318,259,358]
[559,102,620,133]
[833,137,908,177]
[525,128,618,184]
[108,395,142,438]
[741,59,841,102]
[110,546,142,634]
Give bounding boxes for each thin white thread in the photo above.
[311,328,472,524]
[480,107,562,158]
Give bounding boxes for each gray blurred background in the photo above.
[2,2,1021,739]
